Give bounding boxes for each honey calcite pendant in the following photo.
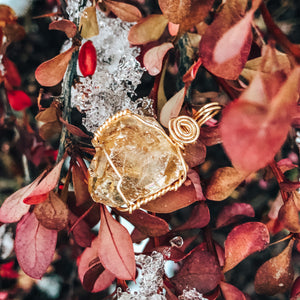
[88,104,221,213]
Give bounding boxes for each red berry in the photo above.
[7,90,32,111]
[78,40,97,77]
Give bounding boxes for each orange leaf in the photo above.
[205,167,249,201]
[128,14,168,45]
[98,206,136,280]
[254,239,294,295]
[224,222,270,272]
[49,19,77,38]
[278,196,300,232]
[105,0,142,22]
[219,281,246,300]
[35,47,75,87]
[143,42,173,76]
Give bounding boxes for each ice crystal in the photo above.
[0,55,4,76]
[170,236,184,248]
[69,4,153,132]
[118,252,166,300]
[66,0,87,23]
[178,288,208,300]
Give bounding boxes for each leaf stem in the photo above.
[268,233,293,247]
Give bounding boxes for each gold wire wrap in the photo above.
[90,103,221,213]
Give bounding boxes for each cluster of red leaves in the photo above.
[0,5,31,112]
[2,0,300,299]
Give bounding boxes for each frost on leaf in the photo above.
[224,222,270,272]
[254,239,294,295]
[98,206,136,280]
[15,213,57,279]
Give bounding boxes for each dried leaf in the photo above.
[277,158,297,173]
[174,202,210,231]
[69,212,93,248]
[128,14,168,45]
[290,276,300,300]
[200,126,221,146]
[278,196,300,232]
[78,40,97,77]
[216,203,255,228]
[33,191,68,230]
[23,158,65,205]
[105,0,142,22]
[199,1,252,80]
[182,57,202,85]
[183,139,206,168]
[59,117,90,138]
[98,206,136,280]
[205,167,249,201]
[220,67,300,172]
[220,281,246,300]
[15,213,57,279]
[72,163,90,206]
[78,239,115,292]
[143,42,174,76]
[160,87,186,127]
[0,171,46,223]
[254,239,294,295]
[0,5,16,25]
[79,6,99,39]
[39,120,62,141]
[142,183,197,213]
[224,222,270,272]
[213,11,254,64]
[3,23,25,42]
[7,90,32,111]
[280,180,300,192]
[36,106,58,123]
[117,209,169,237]
[171,247,222,294]
[35,46,75,87]
[49,19,77,38]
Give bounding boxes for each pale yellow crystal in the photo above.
[88,113,186,208]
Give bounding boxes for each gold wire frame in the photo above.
[90,103,221,213]
[91,110,188,214]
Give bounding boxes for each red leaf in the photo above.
[59,117,90,138]
[254,239,294,295]
[224,222,270,272]
[154,246,188,262]
[174,202,210,231]
[49,19,77,38]
[220,281,246,300]
[98,206,136,280]
[291,276,300,300]
[220,67,300,172]
[117,209,169,237]
[280,180,300,192]
[213,11,254,64]
[69,212,93,248]
[23,158,65,205]
[78,239,115,292]
[187,169,205,200]
[7,90,32,111]
[0,261,19,279]
[15,213,57,279]
[35,46,75,86]
[183,139,206,168]
[143,43,174,76]
[0,171,46,223]
[78,40,97,77]
[142,183,197,213]
[277,158,298,173]
[2,56,21,88]
[216,203,255,228]
[171,247,222,294]
[199,1,252,80]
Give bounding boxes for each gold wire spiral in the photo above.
[168,102,222,149]
[169,116,200,150]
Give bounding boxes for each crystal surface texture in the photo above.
[70,4,153,132]
[88,113,186,207]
